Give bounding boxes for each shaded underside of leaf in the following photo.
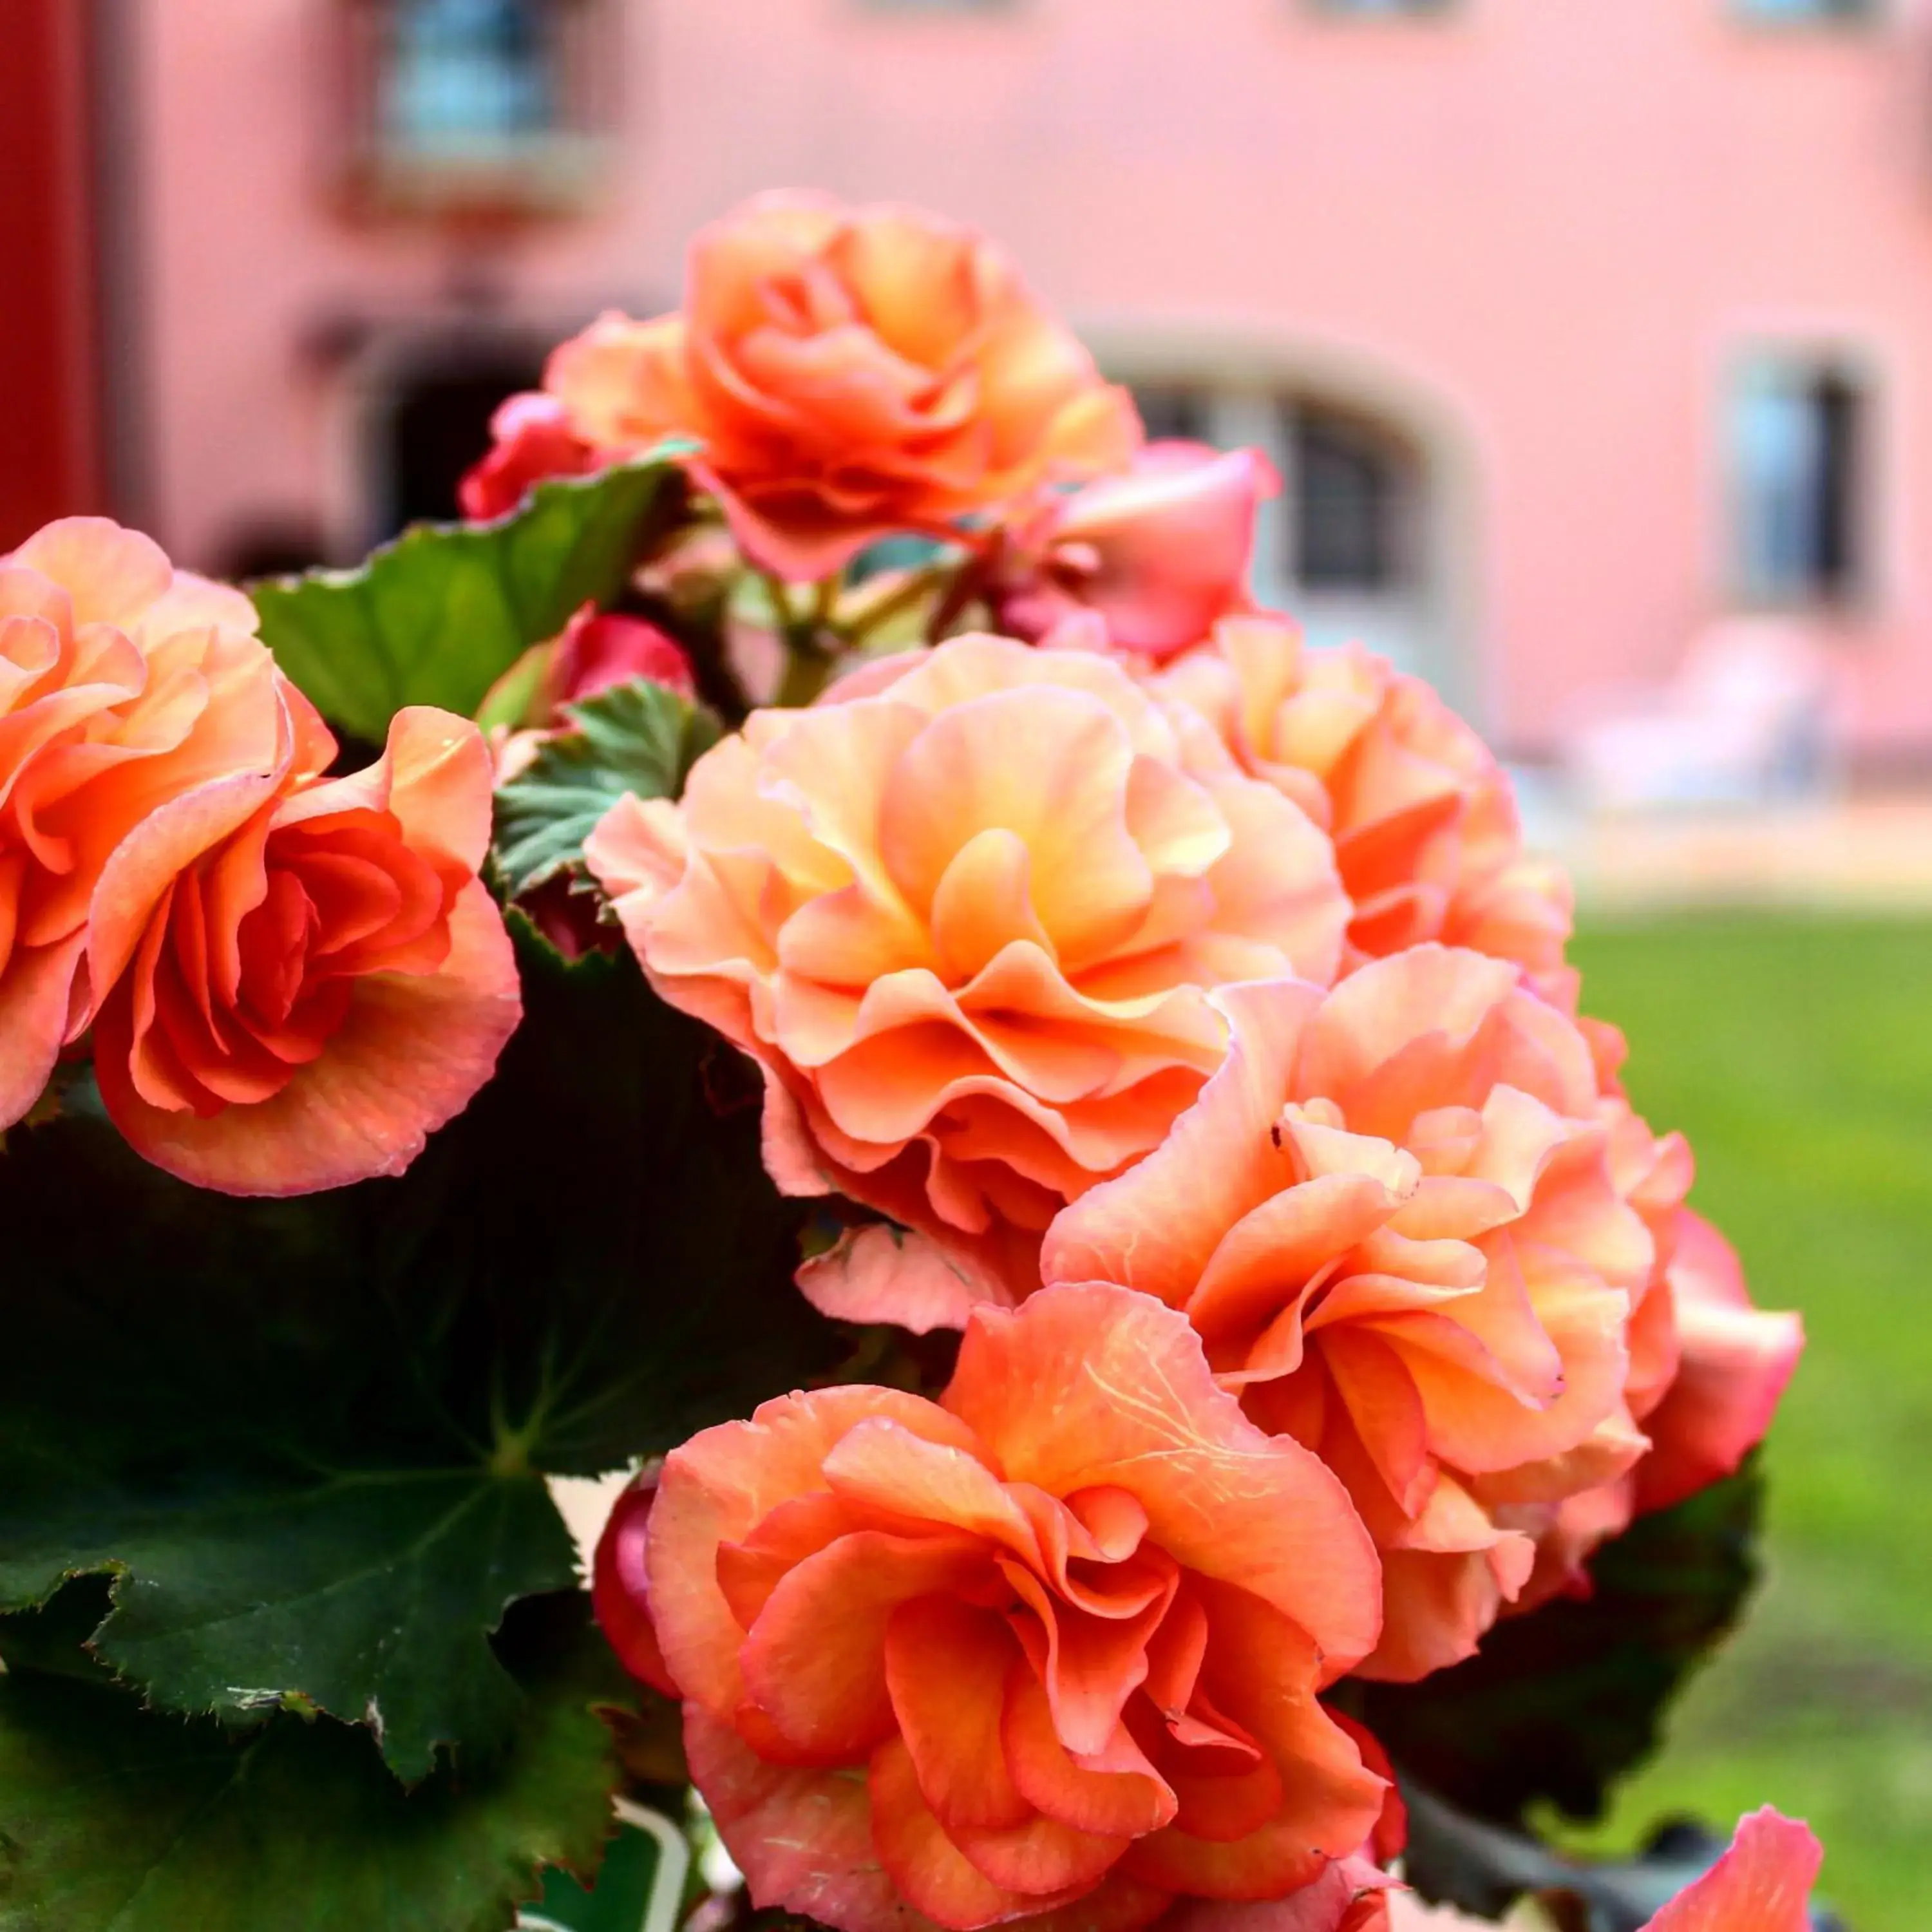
[252,451,694,746]
[0,927,839,1778]
[10,1467,574,1780]
[0,1591,630,1932]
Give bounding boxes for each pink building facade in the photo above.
[118,0,1932,760]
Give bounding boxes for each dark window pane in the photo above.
[1293,406,1410,591]
[212,521,333,581]
[1131,385,1210,444]
[1730,359,1862,605]
[1812,369,1860,595]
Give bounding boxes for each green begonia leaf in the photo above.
[251,451,693,746]
[0,925,839,1781]
[494,677,723,898]
[0,1590,632,1932]
[1350,1461,1765,1828]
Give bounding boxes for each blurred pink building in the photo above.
[70,0,1932,759]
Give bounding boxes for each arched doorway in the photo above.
[363,334,549,536]
[1108,342,1479,722]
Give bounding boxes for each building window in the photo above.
[1125,383,1419,606]
[381,0,555,156]
[1293,406,1410,591]
[1728,357,1866,607]
[1121,377,1451,689]
[337,0,616,218]
[1132,386,1212,444]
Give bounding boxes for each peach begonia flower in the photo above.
[482,192,1140,580]
[992,444,1278,663]
[1157,618,1573,999]
[88,705,522,1195]
[1377,1808,1821,1931]
[1042,949,1666,1681]
[0,517,298,1130]
[584,634,1349,1320]
[622,1284,1388,1932]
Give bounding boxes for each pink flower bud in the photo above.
[995,442,1278,661]
[459,392,600,522]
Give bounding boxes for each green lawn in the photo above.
[1560,915,1932,1932]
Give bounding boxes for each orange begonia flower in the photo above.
[470,193,1141,577]
[0,518,294,1130]
[1157,619,1573,1000]
[1043,949,1666,1680]
[88,705,522,1195]
[622,1284,1389,1932]
[585,634,1348,1318]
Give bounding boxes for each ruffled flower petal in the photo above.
[1045,952,1664,1678]
[591,634,1346,1308]
[618,1287,1389,1932]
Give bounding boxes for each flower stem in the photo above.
[757,567,804,645]
[925,541,998,643]
[840,562,954,646]
[759,567,842,706]
[775,640,835,708]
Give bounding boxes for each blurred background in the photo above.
[3,0,1928,1922]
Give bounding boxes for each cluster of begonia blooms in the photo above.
[478,191,1810,1929]
[4,189,1818,1931]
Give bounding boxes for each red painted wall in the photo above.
[0,0,101,549]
